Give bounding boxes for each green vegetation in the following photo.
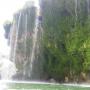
[41,0,90,82]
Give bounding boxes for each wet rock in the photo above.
[80,72,87,82]
[49,78,56,83]
[65,76,69,83]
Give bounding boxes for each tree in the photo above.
[41,0,90,82]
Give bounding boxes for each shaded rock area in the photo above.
[3,21,12,45]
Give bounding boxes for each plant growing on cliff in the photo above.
[41,0,90,82]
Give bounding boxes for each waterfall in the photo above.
[29,0,43,79]
[74,0,78,24]
[87,0,90,14]
[29,3,40,77]
[23,14,28,77]
[13,13,22,63]
[9,0,43,80]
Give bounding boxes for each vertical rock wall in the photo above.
[10,5,36,80]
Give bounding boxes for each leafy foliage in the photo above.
[41,0,90,81]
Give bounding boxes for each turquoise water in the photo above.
[0,81,90,90]
[8,84,90,90]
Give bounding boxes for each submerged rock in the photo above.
[49,78,56,83]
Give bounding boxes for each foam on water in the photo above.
[0,80,90,88]
[63,83,90,88]
[0,81,8,90]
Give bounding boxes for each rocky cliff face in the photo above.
[10,4,37,80]
[9,1,44,80]
[9,0,90,82]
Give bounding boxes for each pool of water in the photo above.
[0,80,90,90]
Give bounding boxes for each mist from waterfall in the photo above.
[0,55,16,80]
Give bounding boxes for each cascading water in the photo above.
[9,0,43,80]
[74,0,78,25]
[87,0,90,14]
[0,21,17,80]
[23,14,28,77]
[29,0,42,79]
[13,13,22,63]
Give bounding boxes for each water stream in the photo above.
[29,0,41,78]
[8,0,43,80]
[87,0,90,14]
[74,0,78,25]
[13,12,22,63]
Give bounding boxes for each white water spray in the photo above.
[0,55,16,80]
[0,10,22,81]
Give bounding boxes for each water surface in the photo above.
[0,80,90,90]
